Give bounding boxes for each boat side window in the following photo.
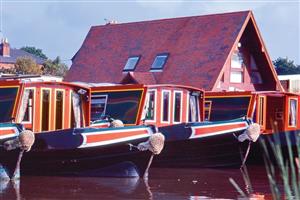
[161,90,170,123]
[22,89,34,123]
[41,89,51,131]
[288,98,298,127]
[173,91,182,123]
[0,86,19,122]
[146,90,156,121]
[91,95,108,121]
[188,93,199,122]
[258,96,266,127]
[204,101,212,121]
[55,90,64,130]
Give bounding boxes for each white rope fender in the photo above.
[137,132,165,155]
[4,130,35,152]
[238,123,261,143]
[109,119,124,128]
[237,123,261,168]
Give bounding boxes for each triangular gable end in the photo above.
[213,11,283,92]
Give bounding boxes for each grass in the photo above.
[230,121,300,199]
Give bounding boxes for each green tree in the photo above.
[21,46,48,60]
[42,56,68,77]
[14,57,42,75]
[273,57,300,75]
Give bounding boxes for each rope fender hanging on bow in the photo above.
[236,122,261,168]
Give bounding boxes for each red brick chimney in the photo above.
[0,38,10,57]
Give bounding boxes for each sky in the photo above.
[0,0,299,66]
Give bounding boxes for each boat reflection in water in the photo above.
[0,167,272,199]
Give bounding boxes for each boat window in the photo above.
[41,89,51,131]
[0,86,19,122]
[230,71,243,83]
[288,98,298,127]
[162,90,170,122]
[151,53,168,71]
[204,101,212,121]
[205,96,251,121]
[258,96,265,127]
[91,95,108,121]
[23,89,34,123]
[123,56,140,71]
[188,94,199,122]
[173,91,182,123]
[146,90,156,121]
[55,90,64,130]
[91,90,143,124]
[231,52,243,68]
[70,96,75,128]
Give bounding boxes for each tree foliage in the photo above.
[42,56,68,77]
[14,57,42,75]
[21,46,48,60]
[273,57,300,75]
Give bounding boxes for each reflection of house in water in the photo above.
[65,10,283,92]
[278,74,300,94]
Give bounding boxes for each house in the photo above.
[65,11,283,92]
[278,74,300,93]
[0,38,45,70]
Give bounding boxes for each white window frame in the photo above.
[173,90,183,123]
[22,87,36,124]
[145,89,157,122]
[161,90,171,123]
[288,97,298,128]
[91,94,108,120]
[187,92,200,122]
[230,71,243,83]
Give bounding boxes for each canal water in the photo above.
[0,166,276,199]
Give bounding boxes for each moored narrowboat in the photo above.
[0,79,161,178]
[88,84,259,168]
[205,91,300,162]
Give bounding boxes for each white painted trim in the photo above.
[161,90,171,123]
[0,127,19,140]
[288,97,298,128]
[190,122,248,139]
[145,89,157,123]
[91,94,108,120]
[79,127,151,148]
[172,90,183,124]
[186,92,189,123]
[21,87,35,125]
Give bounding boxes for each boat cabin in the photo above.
[205,91,300,134]
[0,79,91,133]
[89,84,205,127]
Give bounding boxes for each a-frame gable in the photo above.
[213,11,283,92]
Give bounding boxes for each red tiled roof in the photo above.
[65,11,250,90]
[121,72,156,85]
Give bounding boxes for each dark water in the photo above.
[0,166,275,199]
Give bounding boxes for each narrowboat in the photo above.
[0,79,160,178]
[205,91,300,162]
[88,84,260,168]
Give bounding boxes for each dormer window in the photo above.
[150,53,169,71]
[123,56,140,71]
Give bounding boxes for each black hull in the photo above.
[20,138,152,177]
[247,129,300,165]
[153,124,248,168]
[0,149,21,179]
